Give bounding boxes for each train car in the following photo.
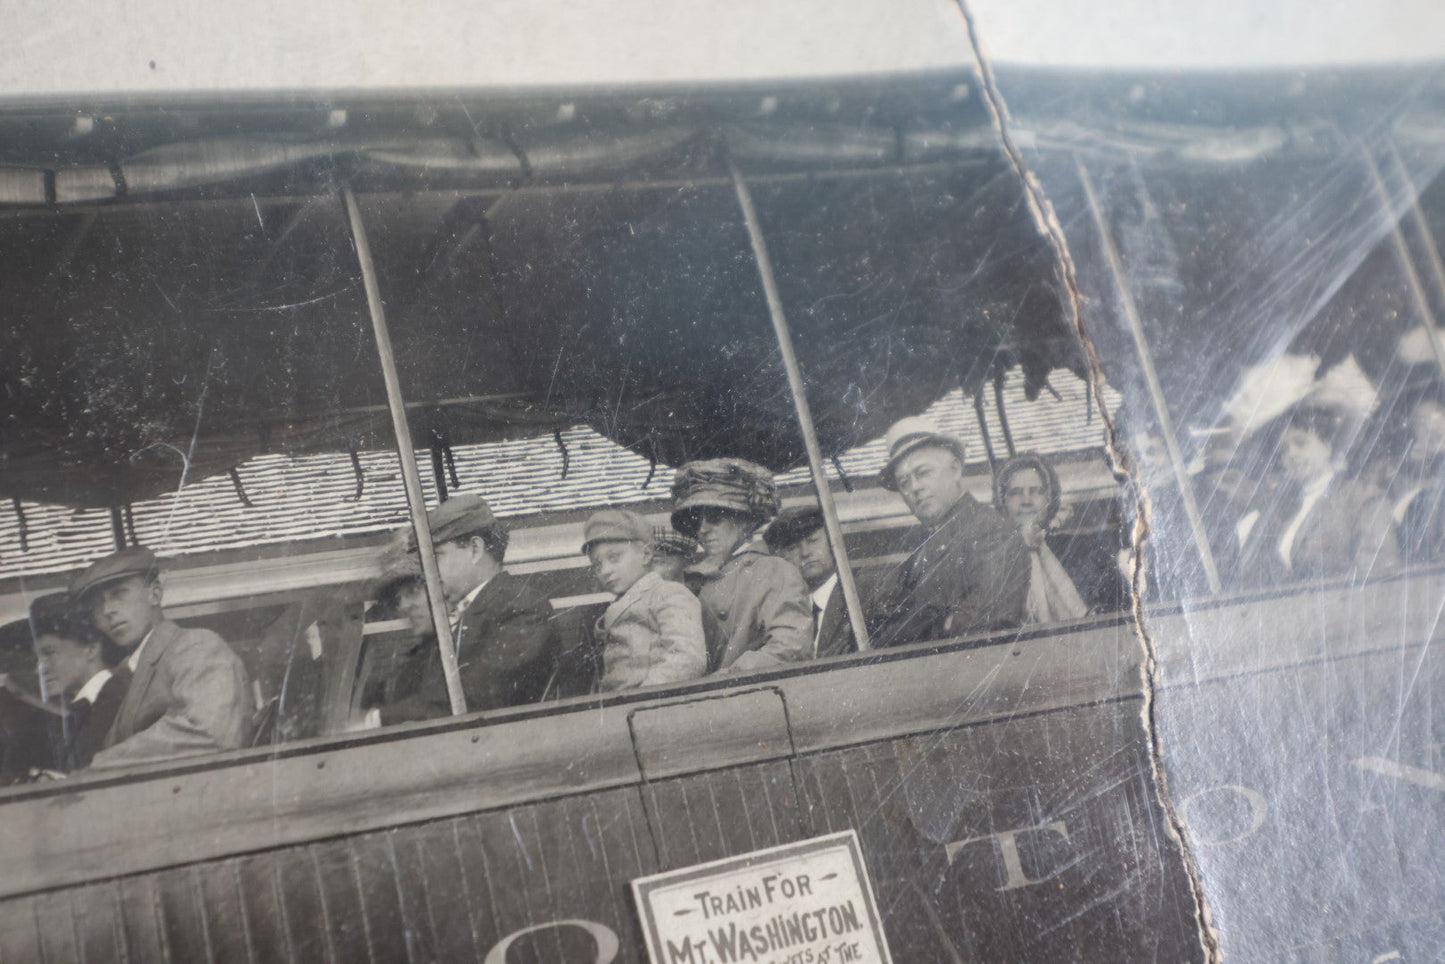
[1,3,1442,960]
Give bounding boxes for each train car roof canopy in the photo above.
[0,80,1086,508]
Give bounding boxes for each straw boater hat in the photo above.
[669,458,781,537]
[877,416,967,491]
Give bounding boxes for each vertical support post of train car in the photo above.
[1075,158,1223,595]
[728,160,872,651]
[1371,145,1445,377]
[341,186,467,716]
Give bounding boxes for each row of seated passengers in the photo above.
[22,392,1445,772]
[361,418,1117,723]
[18,417,1076,772]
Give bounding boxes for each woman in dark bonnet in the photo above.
[994,453,1127,622]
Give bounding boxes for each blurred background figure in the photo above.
[1235,402,1400,586]
[1390,362,1445,565]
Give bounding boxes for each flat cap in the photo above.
[581,509,653,554]
[877,416,966,491]
[404,494,500,550]
[71,546,159,599]
[764,507,826,552]
[652,527,703,560]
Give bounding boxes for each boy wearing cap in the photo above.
[583,510,707,691]
[671,459,812,673]
[72,547,251,767]
[874,417,1029,645]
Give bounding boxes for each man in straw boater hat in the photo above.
[70,546,250,766]
[374,493,561,723]
[671,458,812,673]
[873,416,1030,646]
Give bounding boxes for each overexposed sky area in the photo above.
[968,0,1445,69]
[1,0,1443,100]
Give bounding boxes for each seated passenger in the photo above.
[763,507,862,658]
[29,594,129,772]
[873,418,1029,646]
[671,459,812,673]
[994,453,1119,622]
[1392,372,1445,565]
[583,509,707,691]
[358,546,434,715]
[73,547,251,767]
[377,494,561,723]
[1236,404,1401,586]
[650,527,703,584]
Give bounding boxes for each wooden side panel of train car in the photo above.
[0,617,1204,962]
[5,571,1437,962]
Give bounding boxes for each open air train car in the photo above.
[1,5,1443,961]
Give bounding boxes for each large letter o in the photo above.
[483,919,620,964]
[1179,784,1267,846]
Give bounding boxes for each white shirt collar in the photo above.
[1278,471,1335,568]
[810,573,839,612]
[125,627,156,673]
[72,668,113,705]
[450,574,494,630]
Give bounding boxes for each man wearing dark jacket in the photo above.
[29,594,130,772]
[873,417,1030,646]
[764,507,861,659]
[378,494,561,723]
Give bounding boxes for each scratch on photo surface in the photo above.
[953,0,1221,958]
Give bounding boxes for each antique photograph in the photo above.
[0,1,1441,960]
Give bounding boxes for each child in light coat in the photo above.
[583,509,707,691]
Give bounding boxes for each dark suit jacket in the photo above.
[94,619,250,768]
[380,571,561,724]
[1236,476,1401,586]
[61,666,130,771]
[813,580,859,659]
[874,494,1030,647]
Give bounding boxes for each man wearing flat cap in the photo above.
[672,458,812,673]
[378,494,561,722]
[72,546,251,767]
[874,417,1029,646]
[765,507,861,659]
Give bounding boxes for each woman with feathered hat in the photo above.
[670,458,813,674]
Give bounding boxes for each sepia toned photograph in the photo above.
[0,1,1442,960]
